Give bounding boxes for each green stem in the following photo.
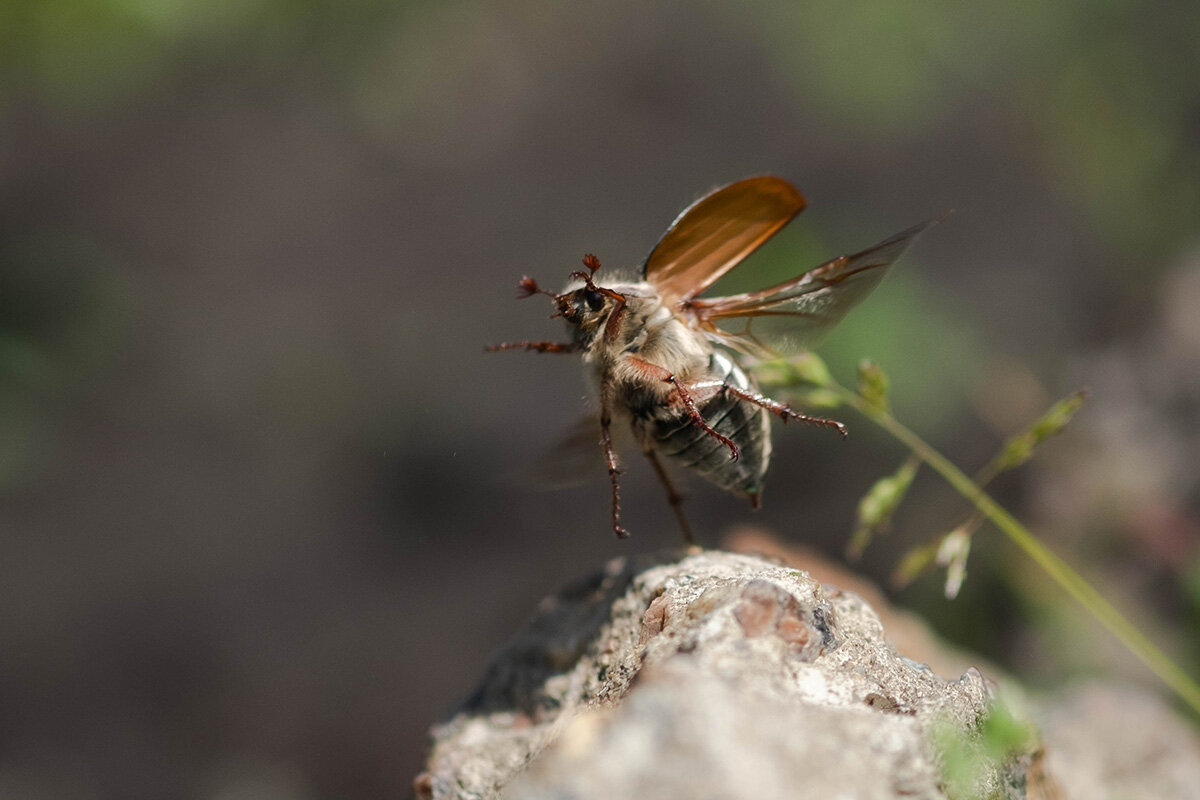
[832,383,1200,718]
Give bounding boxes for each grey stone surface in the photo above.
[415,550,1026,800]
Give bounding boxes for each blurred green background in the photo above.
[2,1,1199,797]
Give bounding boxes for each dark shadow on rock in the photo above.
[453,548,692,719]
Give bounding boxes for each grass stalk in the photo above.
[830,381,1200,718]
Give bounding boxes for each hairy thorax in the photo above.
[577,281,714,418]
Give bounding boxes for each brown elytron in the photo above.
[489,176,939,542]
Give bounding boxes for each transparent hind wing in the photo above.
[687,217,943,357]
[523,413,637,490]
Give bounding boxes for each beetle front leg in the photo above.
[485,341,577,354]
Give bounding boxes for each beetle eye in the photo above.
[585,290,605,311]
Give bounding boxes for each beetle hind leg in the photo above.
[718,385,847,438]
[641,446,694,545]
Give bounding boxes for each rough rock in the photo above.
[724,528,1006,682]
[415,550,1026,800]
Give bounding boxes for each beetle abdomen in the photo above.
[649,351,771,498]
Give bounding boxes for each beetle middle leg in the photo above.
[626,357,740,461]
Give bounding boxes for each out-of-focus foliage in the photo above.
[856,360,890,414]
[763,0,1200,261]
[849,454,919,558]
[890,390,1089,593]
[0,0,409,105]
[6,0,1198,262]
[0,232,128,487]
[980,390,1088,481]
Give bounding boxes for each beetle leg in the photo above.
[719,385,847,438]
[485,341,577,353]
[599,372,630,539]
[641,445,694,544]
[626,356,740,461]
[666,375,741,460]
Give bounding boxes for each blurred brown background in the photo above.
[2,1,1199,798]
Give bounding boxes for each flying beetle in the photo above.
[489,176,939,542]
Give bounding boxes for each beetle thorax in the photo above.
[562,279,712,380]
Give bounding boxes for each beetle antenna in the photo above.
[569,254,603,289]
[516,276,555,299]
[566,253,625,305]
